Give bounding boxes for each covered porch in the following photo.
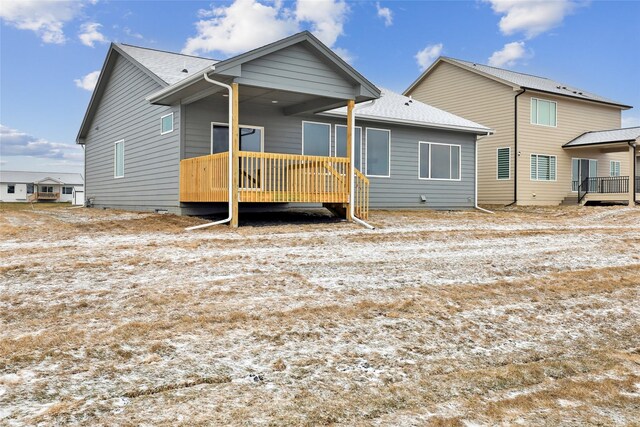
[148,32,379,226]
[563,128,639,205]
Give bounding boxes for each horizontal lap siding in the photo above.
[517,91,622,205]
[185,100,476,210]
[84,55,181,211]
[238,44,355,99]
[407,62,514,205]
[363,124,476,210]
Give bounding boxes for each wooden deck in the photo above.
[180,151,370,218]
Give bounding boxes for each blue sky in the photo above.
[1,0,639,174]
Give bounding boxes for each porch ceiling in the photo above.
[193,84,350,115]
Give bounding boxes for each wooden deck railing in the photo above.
[238,152,349,203]
[36,192,59,200]
[180,152,229,202]
[180,151,370,218]
[354,168,369,219]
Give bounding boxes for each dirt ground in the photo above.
[1,203,639,426]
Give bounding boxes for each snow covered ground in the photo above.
[1,204,639,425]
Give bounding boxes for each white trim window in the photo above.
[418,141,461,180]
[211,122,264,154]
[62,186,73,195]
[160,112,174,135]
[610,160,621,177]
[302,121,331,156]
[530,153,557,181]
[335,125,363,170]
[7,184,15,194]
[365,128,391,177]
[530,98,557,127]
[497,147,511,180]
[114,139,125,178]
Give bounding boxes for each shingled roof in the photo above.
[323,88,491,134]
[564,127,640,147]
[405,57,632,109]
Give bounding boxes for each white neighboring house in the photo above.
[0,171,85,204]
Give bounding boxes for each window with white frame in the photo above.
[531,98,557,127]
[62,187,73,195]
[161,112,174,134]
[365,128,391,177]
[335,125,362,170]
[211,123,263,154]
[610,160,621,177]
[530,154,557,181]
[497,147,510,180]
[7,184,15,194]
[419,142,461,180]
[302,121,330,156]
[26,184,34,194]
[114,140,124,178]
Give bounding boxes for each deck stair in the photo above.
[561,195,579,205]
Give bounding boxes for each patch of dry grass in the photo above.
[1,205,639,425]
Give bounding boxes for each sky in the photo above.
[1,0,639,175]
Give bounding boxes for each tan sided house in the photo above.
[404,57,638,206]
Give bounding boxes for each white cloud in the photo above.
[376,2,393,27]
[485,0,581,39]
[0,0,84,44]
[182,0,297,56]
[79,22,107,47]
[74,70,100,91]
[123,27,143,39]
[295,0,348,47]
[0,124,83,162]
[488,41,528,67]
[415,43,443,71]
[182,0,349,56]
[333,47,354,64]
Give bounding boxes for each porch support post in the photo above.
[629,143,636,206]
[346,99,355,220]
[231,82,240,227]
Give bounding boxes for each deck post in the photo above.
[629,143,636,206]
[231,83,240,227]
[346,99,355,220]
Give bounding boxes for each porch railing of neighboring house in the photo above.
[574,176,629,204]
[179,151,370,219]
[35,192,60,200]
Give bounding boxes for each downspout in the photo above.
[631,141,638,204]
[475,132,495,214]
[186,66,234,230]
[506,88,526,206]
[349,103,375,229]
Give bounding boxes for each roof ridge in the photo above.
[444,56,555,82]
[116,43,219,62]
[588,126,640,132]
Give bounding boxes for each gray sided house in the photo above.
[77,32,490,225]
